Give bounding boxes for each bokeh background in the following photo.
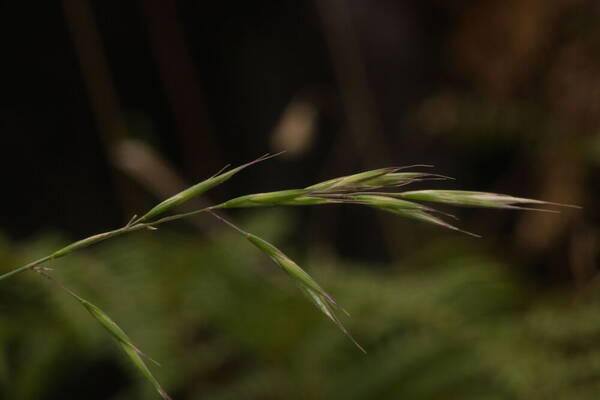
[1,1,600,399]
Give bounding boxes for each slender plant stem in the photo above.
[208,210,248,236]
[0,205,222,282]
[0,255,54,281]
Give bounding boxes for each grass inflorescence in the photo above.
[0,153,577,399]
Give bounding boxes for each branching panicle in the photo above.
[0,153,577,399]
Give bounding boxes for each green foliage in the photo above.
[1,211,599,399]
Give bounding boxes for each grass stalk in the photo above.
[2,154,576,398]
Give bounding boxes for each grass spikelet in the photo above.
[315,193,479,236]
[219,189,308,208]
[208,211,364,352]
[120,344,172,400]
[398,190,579,211]
[71,298,170,398]
[383,207,481,237]
[300,286,366,353]
[244,233,335,303]
[217,168,445,210]
[245,233,365,352]
[345,194,432,210]
[365,171,452,187]
[78,298,161,365]
[72,300,170,399]
[35,270,170,400]
[306,165,444,192]
[219,191,342,208]
[279,196,339,206]
[138,153,282,222]
[306,168,397,191]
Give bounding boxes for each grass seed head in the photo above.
[220,189,308,208]
[243,231,364,351]
[300,286,366,353]
[120,342,172,400]
[347,194,430,210]
[52,282,169,399]
[366,172,451,187]
[382,206,480,237]
[306,168,396,191]
[78,299,158,362]
[138,153,280,222]
[245,233,333,302]
[399,190,576,211]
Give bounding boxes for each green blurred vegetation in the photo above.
[2,1,600,398]
[2,210,599,400]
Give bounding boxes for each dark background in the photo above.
[1,1,599,399]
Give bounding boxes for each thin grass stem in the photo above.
[0,206,221,282]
